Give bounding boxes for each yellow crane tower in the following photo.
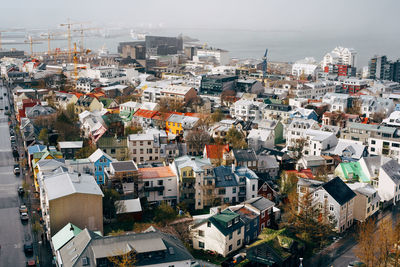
[60,19,89,62]
[40,31,66,55]
[73,42,78,81]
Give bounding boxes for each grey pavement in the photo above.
[0,84,29,266]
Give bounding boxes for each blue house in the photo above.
[289,107,318,121]
[88,148,113,185]
[395,104,400,111]
[229,206,260,245]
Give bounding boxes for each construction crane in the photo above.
[40,31,66,55]
[60,19,89,62]
[72,25,99,54]
[73,42,78,81]
[24,36,44,56]
[262,48,268,87]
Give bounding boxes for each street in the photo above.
[306,207,400,267]
[0,84,32,266]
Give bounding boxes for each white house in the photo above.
[292,57,319,77]
[230,99,265,121]
[377,159,400,205]
[247,128,274,152]
[304,129,338,156]
[191,210,244,257]
[138,166,179,206]
[297,177,356,233]
[322,46,357,68]
[286,118,320,149]
[322,93,350,112]
[347,183,380,222]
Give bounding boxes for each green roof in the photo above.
[206,210,243,236]
[264,98,282,105]
[97,136,127,149]
[248,228,303,260]
[213,210,239,223]
[99,97,115,109]
[51,223,82,251]
[340,162,370,183]
[119,110,135,122]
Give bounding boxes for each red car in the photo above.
[26,260,36,266]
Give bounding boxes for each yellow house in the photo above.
[74,96,103,114]
[31,151,64,190]
[166,114,199,135]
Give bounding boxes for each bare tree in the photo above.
[185,128,211,156]
[355,218,377,267]
[372,111,386,124]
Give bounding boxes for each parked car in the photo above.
[348,261,366,267]
[20,212,29,221]
[10,135,15,141]
[19,205,28,213]
[18,186,24,196]
[23,242,33,254]
[14,164,20,175]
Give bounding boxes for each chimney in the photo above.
[231,163,235,173]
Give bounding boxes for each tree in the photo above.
[107,249,136,267]
[103,188,121,219]
[347,99,362,115]
[210,109,224,123]
[377,218,395,267]
[284,190,335,251]
[185,128,211,156]
[292,138,307,160]
[153,202,177,226]
[38,128,49,145]
[66,103,78,122]
[355,219,378,267]
[75,145,97,159]
[278,171,298,196]
[125,125,143,136]
[372,111,386,124]
[225,127,247,149]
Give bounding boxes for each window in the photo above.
[140,157,144,162]
[98,166,102,171]
[229,245,232,251]
[229,233,233,240]
[237,239,241,246]
[237,228,241,235]
[158,180,163,186]
[232,187,236,194]
[140,149,144,154]
[252,184,255,191]
[261,211,265,218]
[199,241,205,248]
[198,230,204,237]
[329,205,334,211]
[227,221,232,227]
[140,141,143,146]
[158,191,163,196]
[148,141,151,145]
[207,221,211,227]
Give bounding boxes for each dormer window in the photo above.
[227,220,232,227]
[234,217,239,224]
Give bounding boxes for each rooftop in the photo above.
[138,166,176,179]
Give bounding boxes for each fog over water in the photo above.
[1,0,399,67]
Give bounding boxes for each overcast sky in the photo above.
[2,0,399,34]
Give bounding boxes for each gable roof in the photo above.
[88,148,113,163]
[204,144,229,159]
[322,177,356,205]
[139,166,176,179]
[208,210,243,236]
[233,148,257,162]
[43,172,104,201]
[245,196,275,211]
[381,159,400,183]
[52,223,82,251]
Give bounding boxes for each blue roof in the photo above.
[214,166,239,188]
[28,145,47,155]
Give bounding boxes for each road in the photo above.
[0,83,32,266]
[306,207,400,267]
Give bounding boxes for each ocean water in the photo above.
[6,28,400,68]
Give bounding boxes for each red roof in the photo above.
[87,92,105,99]
[133,109,159,119]
[138,166,175,179]
[204,144,230,159]
[285,169,314,179]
